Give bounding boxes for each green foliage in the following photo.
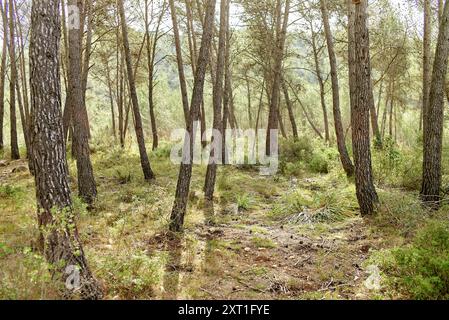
[279,137,313,176]
[153,143,173,159]
[372,137,422,191]
[379,221,449,300]
[236,193,252,211]
[95,251,162,299]
[0,185,24,200]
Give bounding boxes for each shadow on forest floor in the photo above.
[0,147,447,300]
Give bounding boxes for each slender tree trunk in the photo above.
[287,80,324,139]
[381,83,390,138]
[67,0,97,205]
[170,0,216,232]
[14,0,30,128]
[389,90,394,137]
[321,0,354,176]
[105,60,116,138]
[266,0,289,155]
[310,23,330,143]
[222,0,231,162]
[117,38,125,147]
[204,0,227,201]
[10,0,30,159]
[281,79,298,140]
[118,0,155,181]
[145,0,164,151]
[169,0,190,125]
[0,0,7,151]
[422,0,432,133]
[29,0,102,299]
[350,0,378,216]
[421,0,449,207]
[7,0,19,160]
[245,75,253,128]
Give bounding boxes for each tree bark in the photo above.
[421,0,449,208]
[118,0,155,181]
[422,0,432,133]
[350,0,378,216]
[266,0,289,155]
[320,0,354,176]
[281,79,298,140]
[169,0,190,125]
[310,20,330,143]
[29,0,102,299]
[170,0,216,232]
[145,0,165,151]
[0,0,7,151]
[67,0,97,205]
[8,0,19,160]
[204,0,227,201]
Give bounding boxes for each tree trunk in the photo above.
[67,0,97,205]
[105,60,116,139]
[422,0,432,133]
[310,21,330,143]
[29,0,102,299]
[118,0,155,181]
[0,0,7,151]
[169,0,190,125]
[320,0,354,176]
[266,0,289,155]
[145,0,164,151]
[421,0,449,208]
[8,0,19,160]
[204,0,227,201]
[245,75,253,128]
[350,0,378,215]
[222,0,231,162]
[281,79,298,140]
[170,0,216,232]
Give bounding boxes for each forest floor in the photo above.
[0,143,447,300]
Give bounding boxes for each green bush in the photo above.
[279,137,314,175]
[309,151,329,174]
[382,221,449,299]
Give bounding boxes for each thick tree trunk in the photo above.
[421,0,449,208]
[350,0,378,216]
[67,0,97,205]
[320,0,354,176]
[29,0,102,299]
[8,0,19,160]
[118,0,155,181]
[204,0,227,201]
[170,0,216,232]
